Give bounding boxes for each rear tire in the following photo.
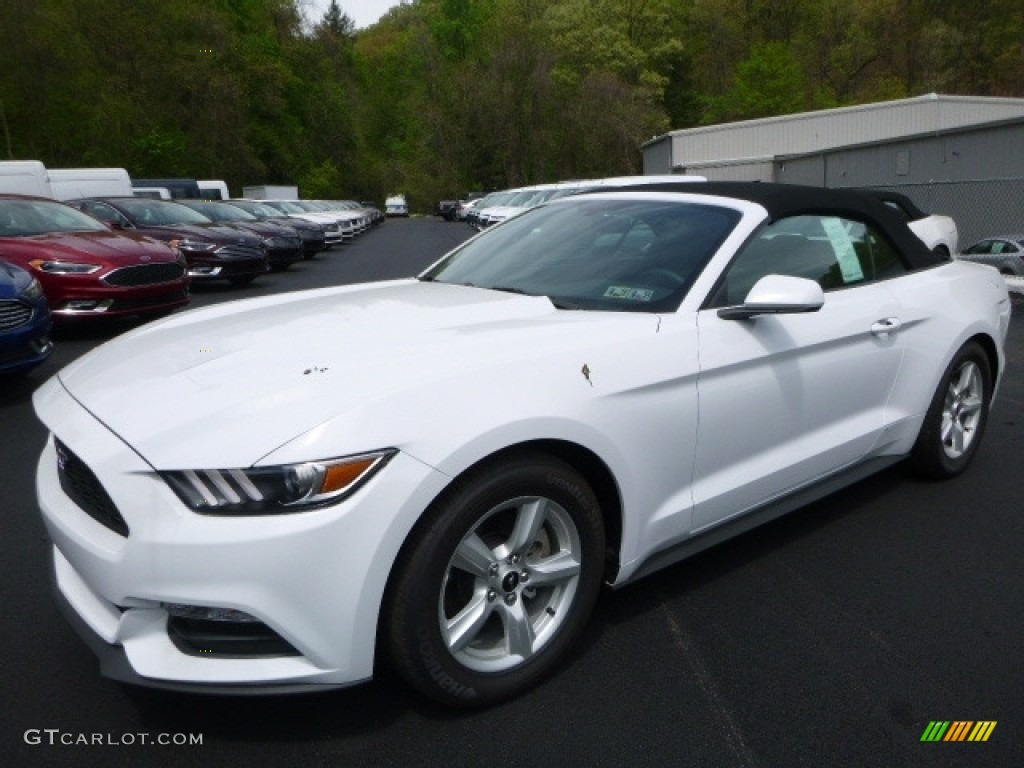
[385,453,605,707]
[909,341,992,479]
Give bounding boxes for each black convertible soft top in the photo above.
[588,181,946,270]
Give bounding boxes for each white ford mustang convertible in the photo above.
[34,182,1011,706]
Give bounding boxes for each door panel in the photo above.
[691,282,905,533]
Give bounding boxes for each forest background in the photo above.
[1,0,1022,211]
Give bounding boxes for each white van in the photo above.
[198,179,230,200]
[0,160,54,197]
[48,167,133,201]
[385,194,409,217]
[132,186,173,199]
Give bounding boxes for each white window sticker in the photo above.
[604,286,654,302]
[821,217,865,283]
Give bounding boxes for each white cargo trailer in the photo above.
[48,167,133,200]
[242,184,299,199]
[0,160,54,197]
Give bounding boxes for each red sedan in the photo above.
[0,195,189,319]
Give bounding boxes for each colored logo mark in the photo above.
[920,721,997,742]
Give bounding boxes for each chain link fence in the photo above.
[871,178,1024,250]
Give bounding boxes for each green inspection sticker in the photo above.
[604,286,654,301]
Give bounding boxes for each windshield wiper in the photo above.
[494,285,581,310]
[549,297,581,310]
[489,285,533,296]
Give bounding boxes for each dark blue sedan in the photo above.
[0,260,53,377]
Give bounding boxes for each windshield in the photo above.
[230,200,280,218]
[260,200,304,214]
[423,197,740,312]
[112,198,214,225]
[0,199,108,236]
[476,191,514,209]
[181,201,255,222]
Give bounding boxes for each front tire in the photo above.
[909,341,992,479]
[385,453,605,707]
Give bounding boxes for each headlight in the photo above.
[171,239,218,252]
[27,259,102,275]
[20,277,44,300]
[161,449,395,515]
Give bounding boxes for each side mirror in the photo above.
[717,274,824,320]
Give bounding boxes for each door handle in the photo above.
[870,318,902,337]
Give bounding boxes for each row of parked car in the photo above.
[453,177,1024,278]
[0,193,384,378]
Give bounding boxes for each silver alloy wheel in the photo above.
[940,359,984,459]
[439,495,582,673]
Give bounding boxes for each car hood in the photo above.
[51,279,661,468]
[0,260,32,297]
[0,231,176,262]
[140,222,261,244]
[287,213,339,226]
[230,221,296,238]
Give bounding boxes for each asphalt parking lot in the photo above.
[2,218,1022,767]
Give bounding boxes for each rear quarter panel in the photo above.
[877,261,1009,454]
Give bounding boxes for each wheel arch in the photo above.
[968,330,1002,382]
[374,439,624,670]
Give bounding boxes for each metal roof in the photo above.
[645,94,1024,166]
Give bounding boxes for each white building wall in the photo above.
[644,94,1024,175]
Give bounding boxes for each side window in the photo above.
[714,215,909,306]
[81,202,130,228]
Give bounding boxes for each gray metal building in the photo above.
[642,94,1024,245]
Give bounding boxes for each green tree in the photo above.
[702,42,810,123]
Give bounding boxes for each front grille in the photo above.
[103,263,186,287]
[0,299,31,330]
[215,244,266,261]
[54,438,129,537]
[266,236,302,249]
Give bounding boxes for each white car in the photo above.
[34,182,1010,706]
[862,189,958,256]
[254,199,345,247]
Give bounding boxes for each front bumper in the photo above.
[50,287,189,317]
[0,300,52,374]
[265,237,303,268]
[49,546,360,694]
[34,378,449,692]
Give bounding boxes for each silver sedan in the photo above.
[958,235,1024,275]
